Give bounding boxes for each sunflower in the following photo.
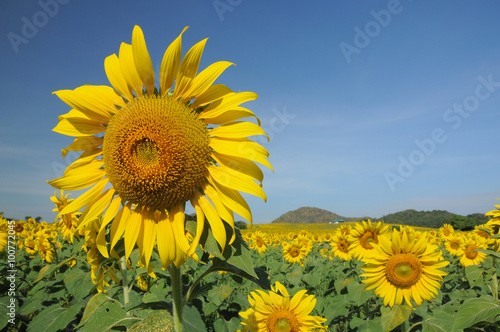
[48,26,272,272]
[348,220,389,261]
[459,234,488,267]
[330,232,352,261]
[238,281,327,331]
[250,231,268,254]
[443,233,465,256]
[282,239,308,265]
[360,230,449,308]
[51,190,81,243]
[438,224,455,241]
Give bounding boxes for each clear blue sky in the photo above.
[2,0,500,223]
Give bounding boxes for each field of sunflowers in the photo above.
[1,198,500,331]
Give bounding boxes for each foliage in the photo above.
[451,215,481,231]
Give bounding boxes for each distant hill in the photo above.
[271,207,489,228]
[271,207,370,224]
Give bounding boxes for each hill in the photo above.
[271,207,489,228]
[271,207,370,224]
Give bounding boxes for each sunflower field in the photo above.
[2,210,500,331]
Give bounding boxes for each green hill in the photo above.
[271,207,489,228]
[271,207,370,224]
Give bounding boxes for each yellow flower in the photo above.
[47,26,271,272]
[361,230,449,308]
[0,220,8,252]
[238,281,327,331]
[459,234,488,267]
[444,233,465,256]
[51,190,81,243]
[252,231,268,254]
[282,240,308,264]
[330,232,352,261]
[348,220,389,261]
[137,275,149,291]
[438,224,455,241]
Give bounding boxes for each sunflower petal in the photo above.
[210,137,273,171]
[119,42,143,96]
[173,38,208,99]
[208,165,267,201]
[105,53,134,101]
[57,178,108,217]
[191,84,233,109]
[183,61,234,101]
[160,26,188,95]
[132,26,155,95]
[53,117,105,137]
[210,121,269,141]
[62,136,103,158]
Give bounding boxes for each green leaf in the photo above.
[77,293,122,328]
[286,264,303,286]
[452,295,500,330]
[349,316,383,331]
[78,297,140,332]
[27,303,81,332]
[213,317,241,332]
[33,264,57,283]
[63,271,93,301]
[128,310,175,332]
[346,281,373,306]
[380,305,412,332]
[474,248,500,259]
[0,296,13,331]
[207,284,232,306]
[222,229,258,278]
[183,305,207,332]
[465,264,483,289]
[422,309,456,332]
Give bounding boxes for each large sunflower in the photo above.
[48,26,272,272]
[238,281,327,331]
[360,230,449,308]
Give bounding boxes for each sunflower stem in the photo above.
[119,256,130,308]
[168,264,184,332]
[493,257,498,301]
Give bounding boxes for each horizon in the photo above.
[2,1,500,224]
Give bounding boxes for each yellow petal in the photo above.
[97,195,122,258]
[173,38,207,99]
[208,165,267,201]
[132,26,155,95]
[79,188,115,230]
[105,53,134,101]
[191,84,233,109]
[200,91,257,118]
[197,194,226,250]
[210,137,273,171]
[124,206,143,259]
[208,175,252,223]
[182,61,234,102]
[48,165,105,191]
[141,209,157,268]
[57,178,108,217]
[62,136,103,158]
[52,118,105,137]
[188,198,206,256]
[119,42,143,96]
[157,211,175,268]
[63,148,102,174]
[110,202,132,250]
[212,153,264,183]
[210,121,268,141]
[203,107,261,126]
[160,26,188,95]
[170,204,196,260]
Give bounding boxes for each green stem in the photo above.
[407,322,422,332]
[168,264,184,332]
[119,256,130,307]
[493,257,498,301]
[401,317,410,332]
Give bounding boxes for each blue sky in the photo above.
[1,0,500,224]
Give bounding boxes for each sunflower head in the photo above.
[48,25,272,271]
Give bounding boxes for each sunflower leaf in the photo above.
[465,264,483,289]
[380,305,412,332]
[422,309,456,332]
[452,295,500,330]
[474,248,500,259]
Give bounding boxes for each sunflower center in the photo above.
[450,241,460,250]
[289,247,300,257]
[103,95,210,210]
[338,240,349,253]
[385,253,422,288]
[443,229,451,236]
[267,310,300,332]
[360,231,377,249]
[465,245,478,259]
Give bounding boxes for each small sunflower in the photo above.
[459,234,488,267]
[444,233,465,256]
[51,190,81,243]
[348,220,389,261]
[330,232,352,261]
[438,224,455,241]
[238,281,327,331]
[48,26,272,272]
[361,230,449,308]
[282,239,308,265]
